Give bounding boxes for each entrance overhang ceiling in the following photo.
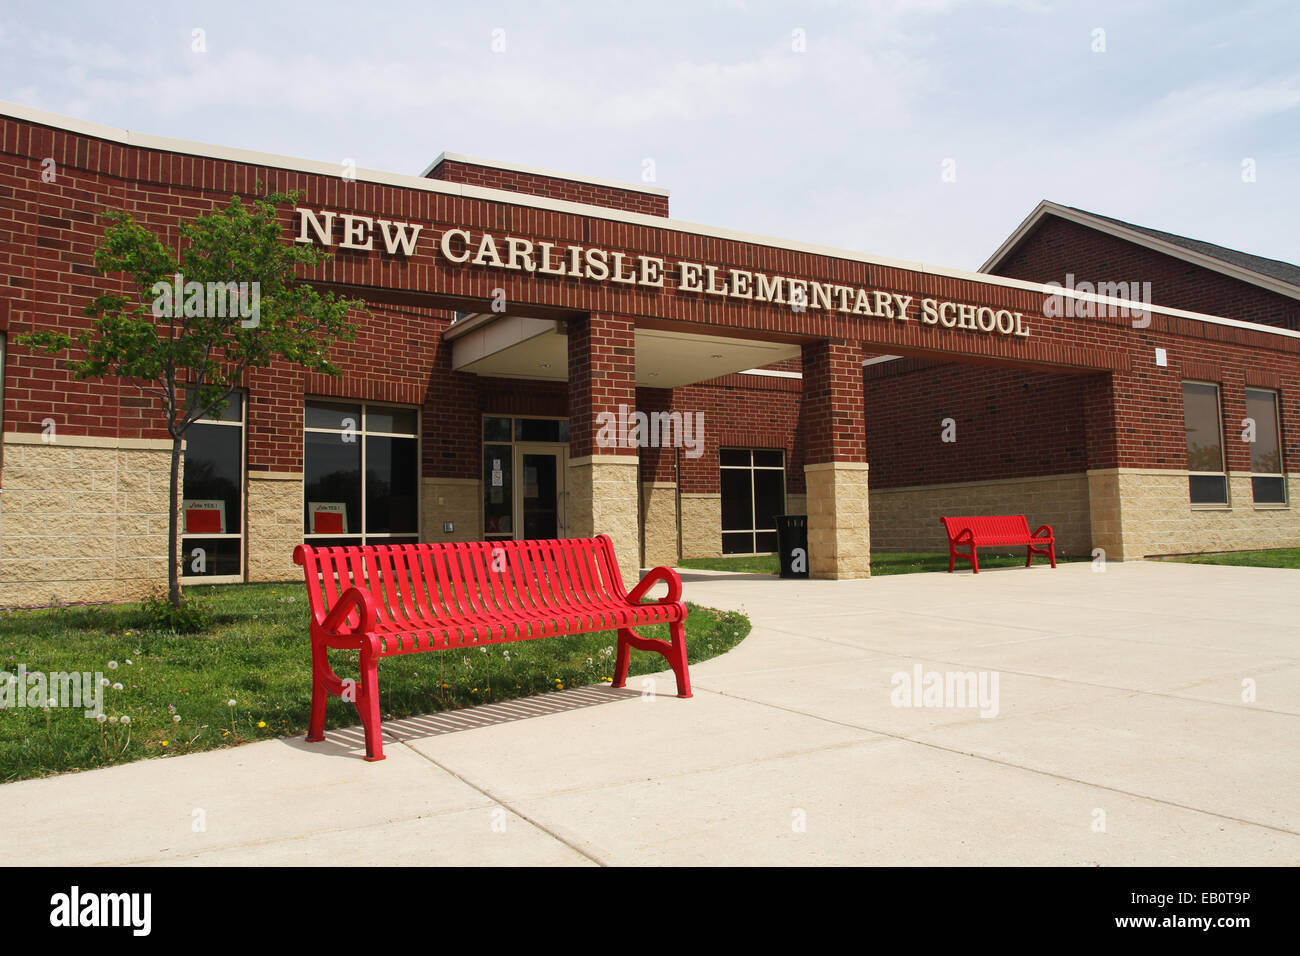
[448,314,801,388]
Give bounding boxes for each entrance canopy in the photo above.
[446,313,801,387]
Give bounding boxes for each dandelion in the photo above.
[100,678,110,687]
[109,716,118,723]
[112,682,123,691]
[120,716,131,725]
[479,647,487,654]
[471,688,478,694]
[257,721,266,728]
[125,659,132,665]
[172,715,181,723]
[161,740,169,747]
[227,699,236,707]
[107,660,118,670]
[95,713,107,723]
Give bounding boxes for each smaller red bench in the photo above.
[940,515,1056,573]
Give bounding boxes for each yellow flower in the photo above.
[257,721,266,728]
[471,688,478,693]
[161,740,169,747]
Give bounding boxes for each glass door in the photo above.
[514,443,566,539]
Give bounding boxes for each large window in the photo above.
[720,448,785,554]
[1245,388,1287,505]
[1182,381,1228,506]
[304,400,419,547]
[181,391,245,580]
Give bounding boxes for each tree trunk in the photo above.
[168,435,182,607]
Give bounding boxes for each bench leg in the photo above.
[306,636,328,744]
[1049,543,1057,569]
[611,631,632,690]
[611,623,692,698]
[970,548,980,574]
[1025,545,1033,568]
[357,639,386,762]
[668,620,692,698]
[947,548,956,573]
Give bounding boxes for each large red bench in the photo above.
[293,535,690,761]
[940,515,1056,573]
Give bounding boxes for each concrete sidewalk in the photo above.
[5,560,1298,866]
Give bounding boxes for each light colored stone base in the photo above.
[680,493,721,559]
[871,472,1093,555]
[246,472,303,582]
[568,455,640,578]
[1089,468,1300,560]
[0,435,172,605]
[805,461,870,579]
[641,481,679,568]
[422,477,482,543]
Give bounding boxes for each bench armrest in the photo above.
[1032,525,1054,539]
[321,586,378,637]
[627,566,683,605]
[953,528,975,545]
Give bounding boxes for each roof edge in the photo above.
[420,151,670,197]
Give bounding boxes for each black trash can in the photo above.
[775,514,809,579]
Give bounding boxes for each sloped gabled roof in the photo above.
[981,200,1300,300]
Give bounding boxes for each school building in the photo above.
[0,100,1297,605]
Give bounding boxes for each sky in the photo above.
[1,0,1297,273]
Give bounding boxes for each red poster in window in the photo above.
[310,502,348,535]
[182,500,226,534]
[314,512,344,534]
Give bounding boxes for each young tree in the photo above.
[16,190,364,608]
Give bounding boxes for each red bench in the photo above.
[293,535,690,761]
[940,515,1056,573]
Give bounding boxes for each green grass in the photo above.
[1155,548,1300,569]
[678,551,1082,575]
[0,582,750,782]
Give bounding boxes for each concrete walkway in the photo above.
[5,560,1298,866]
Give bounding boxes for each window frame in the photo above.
[303,398,422,546]
[1182,380,1231,509]
[1245,387,1288,508]
[180,388,246,584]
[719,446,786,555]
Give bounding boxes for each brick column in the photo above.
[567,313,641,578]
[1083,372,1126,559]
[801,339,870,578]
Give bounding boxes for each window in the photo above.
[1182,381,1228,506]
[181,391,244,580]
[1245,388,1286,505]
[720,448,785,554]
[304,400,419,546]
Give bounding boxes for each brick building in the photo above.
[1,102,1297,605]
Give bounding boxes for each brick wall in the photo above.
[427,158,669,218]
[992,215,1300,330]
[863,359,1090,488]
